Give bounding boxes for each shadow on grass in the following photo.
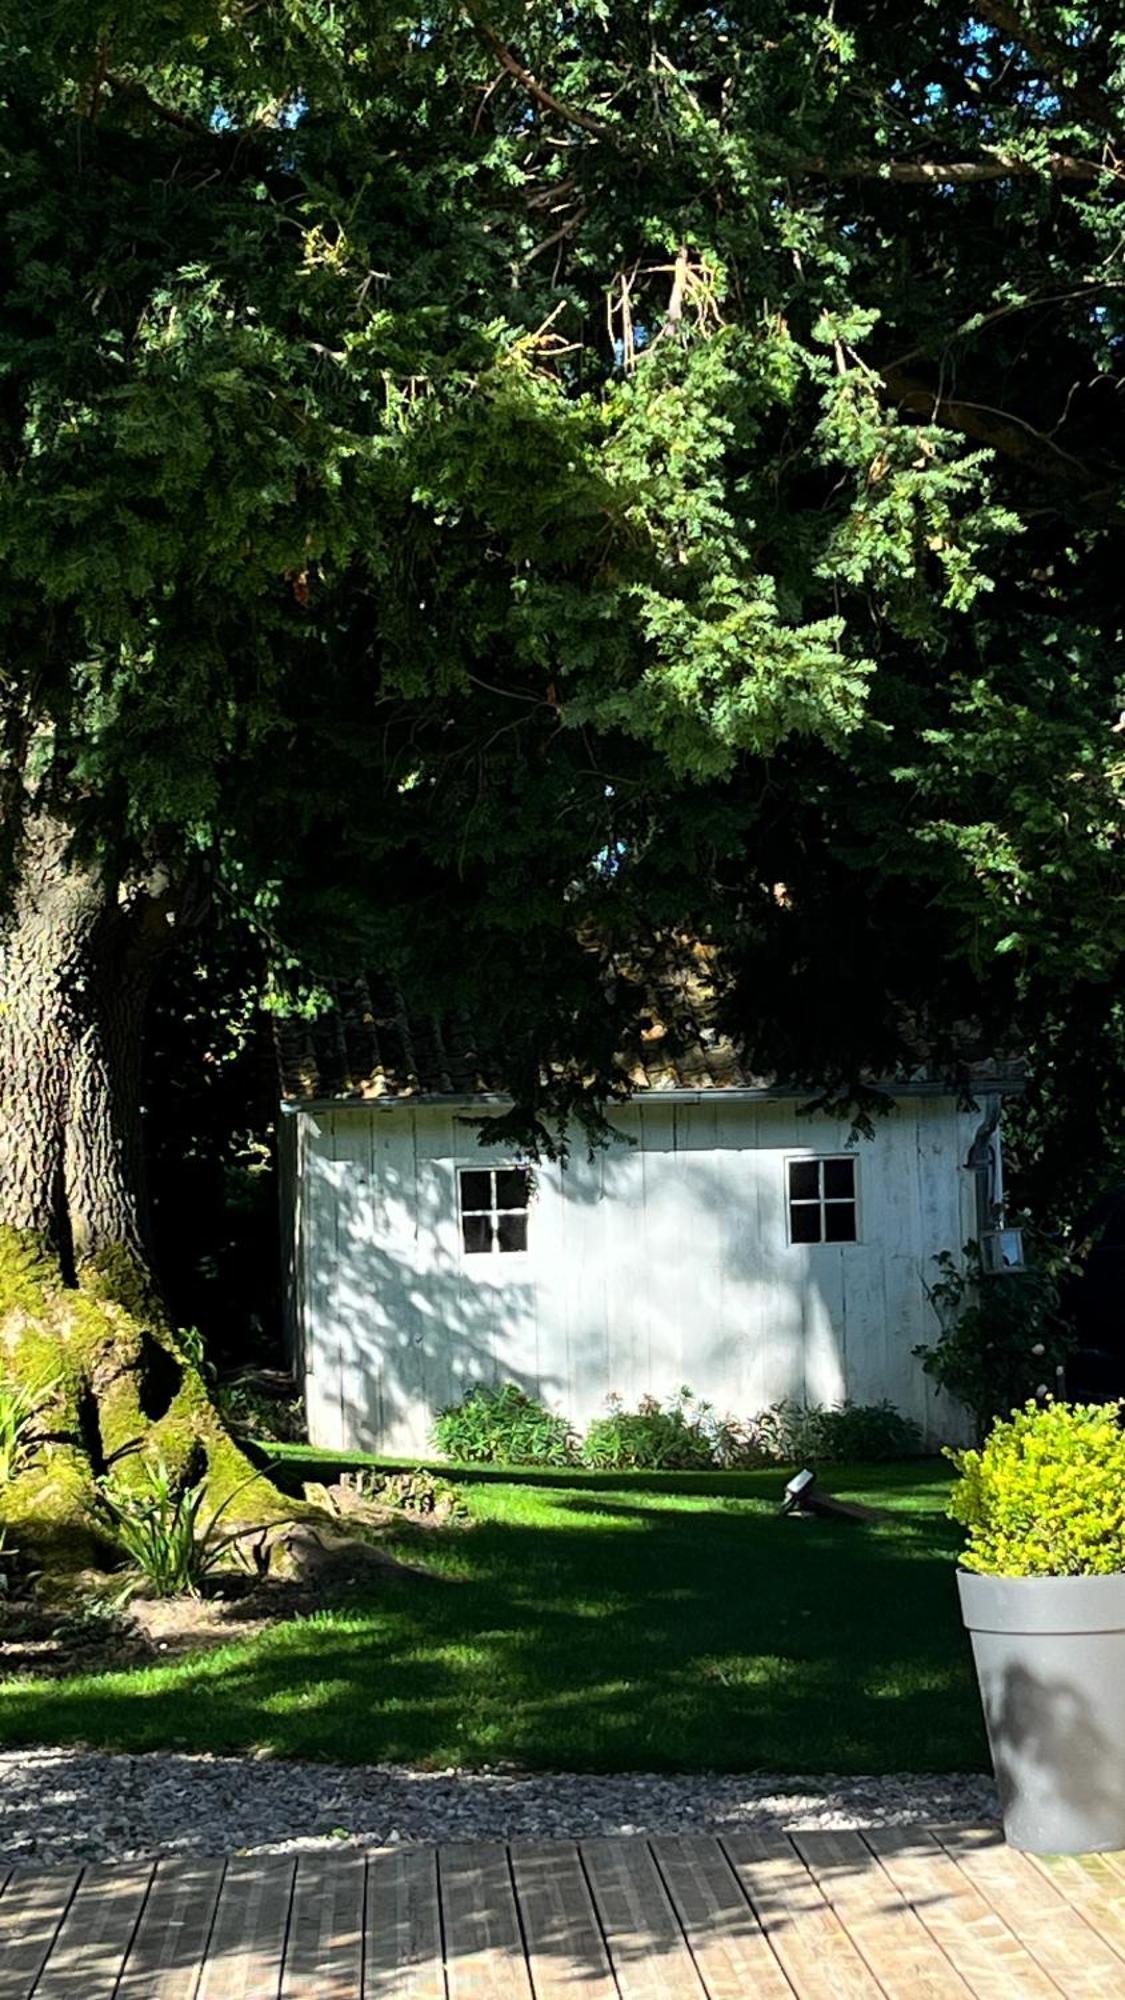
[0,1482,984,1776]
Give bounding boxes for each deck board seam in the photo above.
[106,1861,159,2000]
[358,1853,367,2000]
[645,1835,749,2000]
[853,1832,978,1998]
[274,1852,300,2000]
[873,1827,1067,2000]
[504,1844,537,1999]
[185,1856,229,2000]
[929,1830,1086,1999]
[781,1832,895,2000]
[1020,1840,1125,1968]
[709,1835,800,1999]
[716,1833,845,2000]
[573,1842,624,2000]
[25,1861,85,1999]
[431,1840,452,2000]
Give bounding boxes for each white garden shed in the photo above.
[278,981,1018,1456]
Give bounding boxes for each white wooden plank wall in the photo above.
[298,1098,987,1454]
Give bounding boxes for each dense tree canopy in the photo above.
[2,0,1124,1229]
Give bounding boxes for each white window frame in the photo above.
[785,1153,861,1246]
[457,1162,533,1260]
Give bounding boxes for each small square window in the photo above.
[460,1169,492,1213]
[789,1159,821,1203]
[823,1157,855,1201]
[458,1165,531,1255]
[462,1212,492,1255]
[824,1202,857,1243]
[787,1157,858,1244]
[497,1212,528,1253]
[496,1167,531,1212]
[790,1202,822,1245]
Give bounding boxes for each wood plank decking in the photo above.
[1,1830,1124,2000]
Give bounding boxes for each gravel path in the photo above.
[0,1751,998,1864]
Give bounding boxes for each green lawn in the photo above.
[0,1460,987,1772]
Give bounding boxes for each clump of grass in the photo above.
[93,1455,263,1598]
[0,1375,56,1485]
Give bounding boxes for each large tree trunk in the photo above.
[0,809,284,1583]
[0,814,104,1252]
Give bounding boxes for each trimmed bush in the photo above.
[582,1391,728,1471]
[948,1399,1125,1577]
[431,1384,578,1466]
[750,1398,923,1465]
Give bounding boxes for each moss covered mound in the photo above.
[0,1230,285,1586]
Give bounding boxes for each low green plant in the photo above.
[218,1379,307,1445]
[749,1398,923,1465]
[582,1390,721,1470]
[431,1384,578,1466]
[0,1374,56,1484]
[93,1455,263,1597]
[915,1243,1074,1440]
[948,1399,1125,1576]
[343,1469,468,1521]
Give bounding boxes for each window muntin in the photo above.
[459,1165,531,1255]
[787,1156,858,1244]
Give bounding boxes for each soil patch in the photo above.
[0,1514,435,1680]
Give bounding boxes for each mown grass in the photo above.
[0,1458,985,1773]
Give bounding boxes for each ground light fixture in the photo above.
[780,1468,816,1515]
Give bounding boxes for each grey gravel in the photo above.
[0,1750,998,1864]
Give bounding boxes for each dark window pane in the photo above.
[497,1213,528,1253]
[824,1201,857,1243]
[790,1203,822,1244]
[462,1213,493,1254]
[789,1160,820,1202]
[496,1168,531,1212]
[460,1170,492,1214]
[824,1157,855,1200]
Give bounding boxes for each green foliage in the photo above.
[581,1390,731,1471]
[948,1401,1125,1577]
[0,1376,55,1486]
[915,1246,1074,1440]
[342,1469,467,1522]
[4,0,1124,1169]
[92,1455,262,1598]
[431,1385,578,1467]
[217,1379,306,1445]
[749,1399,923,1466]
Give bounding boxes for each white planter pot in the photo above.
[957,1568,1125,1853]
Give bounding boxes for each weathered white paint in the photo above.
[285,1095,989,1455]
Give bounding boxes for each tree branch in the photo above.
[463,7,618,141]
[105,73,214,137]
[972,0,1124,151]
[798,151,1108,185]
[880,362,1110,495]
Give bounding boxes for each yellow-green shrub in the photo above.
[948,1400,1125,1576]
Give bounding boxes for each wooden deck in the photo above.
[2,1827,1125,1999]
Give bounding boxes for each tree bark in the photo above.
[0,813,105,1255]
[0,809,182,1271]
[0,810,286,1580]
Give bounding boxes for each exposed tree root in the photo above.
[0,1230,288,1590]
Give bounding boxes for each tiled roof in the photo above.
[274,971,1024,1104]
